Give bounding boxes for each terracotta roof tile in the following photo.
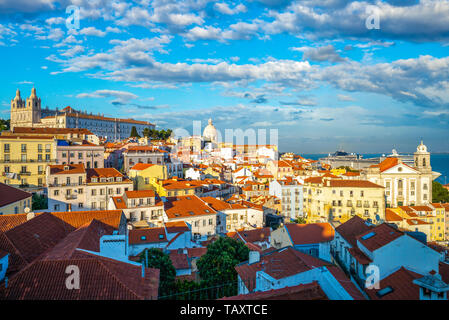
[356,223,403,252]
[128,228,167,245]
[285,223,335,245]
[0,253,159,300]
[0,183,32,208]
[335,216,373,247]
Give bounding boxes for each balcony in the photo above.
[0,159,55,164]
[48,183,86,187]
[65,194,77,200]
[20,171,32,176]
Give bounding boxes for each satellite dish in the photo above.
[24,207,30,214]
[375,214,380,221]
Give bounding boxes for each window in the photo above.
[21,144,27,152]
[91,202,97,209]
[4,144,10,153]
[91,189,97,196]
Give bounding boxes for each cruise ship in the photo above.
[319,149,414,170]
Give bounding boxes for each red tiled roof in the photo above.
[370,157,399,172]
[356,223,403,252]
[49,164,85,175]
[0,253,160,300]
[169,252,190,270]
[348,247,372,265]
[0,214,28,232]
[365,267,422,300]
[228,227,271,244]
[39,219,115,261]
[165,221,190,234]
[235,247,329,291]
[36,210,124,230]
[0,213,74,274]
[164,195,216,220]
[385,209,403,222]
[128,228,167,245]
[285,223,334,245]
[329,180,384,188]
[12,127,94,135]
[87,167,124,180]
[221,281,327,300]
[0,183,32,208]
[186,247,207,259]
[335,215,373,247]
[125,190,155,199]
[130,163,155,171]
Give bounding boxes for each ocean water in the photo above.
[302,153,449,185]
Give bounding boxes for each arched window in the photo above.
[398,179,403,188]
[423,158,426,167]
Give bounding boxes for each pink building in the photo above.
[56,140,104,169]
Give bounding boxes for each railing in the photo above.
[19,171,32,176]
[48,183,86,187]
[65,194,77,200]
[0,159,55,164]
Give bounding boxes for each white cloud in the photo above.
[76,89,138,104]
[79,27,106,37]
[214,3,247,15]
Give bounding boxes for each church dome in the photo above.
[203,118,218,143]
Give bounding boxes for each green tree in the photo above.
[293,216,307,224]
[129,126,140,138]
[197,237,249,290]
[142,127,150,137]
[32,193,48,210]
[0,119,10,132]
[140,248,176,297]
[433,181,449,203]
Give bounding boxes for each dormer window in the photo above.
[92,178,98,183]
[64,166,69,171]
[100,178,106,183]
[116,177,122,182]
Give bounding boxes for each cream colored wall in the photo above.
[0,196,32,215]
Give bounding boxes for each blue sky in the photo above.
[1,0,449,153]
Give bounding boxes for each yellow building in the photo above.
[330,168,346,176]
[128,163,168,191]
[151,177,203,197]
[392,204,446,242]
[0,135,56,191]
[385,208,431,240]
[0,183,32,215]
[303,177,385,224]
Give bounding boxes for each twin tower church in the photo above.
[10,88,155,140]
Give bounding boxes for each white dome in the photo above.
[416,140,428,153]
[203,118,218,143]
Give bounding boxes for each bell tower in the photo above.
[414,140,431,173]
[26,87,41,125]
[10,88,26,130]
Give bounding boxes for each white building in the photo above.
[201,197,264,234]
[269,177,303,221]
[46,164,133,211]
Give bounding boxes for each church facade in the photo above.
[362,141,440,207]
[10,88,155,141]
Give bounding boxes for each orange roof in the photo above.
[49,164,85,175]
[410,205,433,212]
[130,163,155,171]
[285,223,335,245]
[165,221,190,233]
[164,195,216,219]
[0,213,28,232]
[201,197,246,211]
[12,127,93,136]
[329,180,384,188]
[385,209,403,222]
[370,157,399,172]
[87,168,124,180]
[36,210,124,229]
[125,190,155,199]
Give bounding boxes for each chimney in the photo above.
[249,251,260,264]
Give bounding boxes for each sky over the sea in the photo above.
[0,0,449,153]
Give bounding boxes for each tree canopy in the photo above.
[433,181,449,203]
[129,126,141,138]
[140,248,176,297]
[197,237,249,286]
[142,128,173,140]
[0,119,10,132]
